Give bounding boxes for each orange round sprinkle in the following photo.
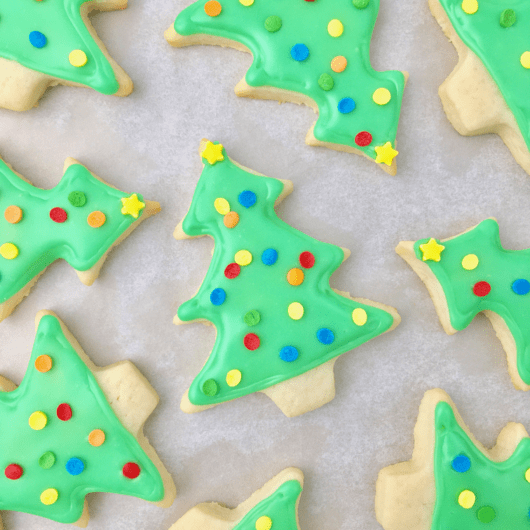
[204,0,222,16]
[35,355,52,373]
[88,429,106,447]
[4,205,22,224]
[331,56,347,73]
[87,211,106,228]
[287,268,304,286]
[224,211,240,228]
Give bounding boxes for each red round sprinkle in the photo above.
[473,281,491,297]
[244,333,260,351]
[224,263,241,279]
[50,207,67,223]
[122,462,141,479]
[57,403,72,421]
[299,251,315,269]
[355,131,373,147]
[5,464,23,480]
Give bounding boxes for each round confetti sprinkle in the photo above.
[328,19,344,37]
[355,131,373,147]
[331,56,347,73]
[451,454,471,473]
[373,87,391,105]
[477,506,496,523]
[352,308,368,326]
[299,251,315,268]
[210,288,227,306]
[280,345,299,362]
[291,43,309,62]
[226,369,242,387]
[244,309,261,326]
[338,97,356,114]
[0,243,19,260]
[256,516,273,530]
[202,379,219,396]
[29,31,47,49]
[265,15,282,33]
[461,0,478,15]
[122,462,141,479]
[89,429,105,447]
[238,190,257,208]
[5,464,23,480]
[525,468,530,482]
[458,489,476,509]
[225,263,241,279]
[317,328,335,344]
[68,191,87,207]
[461,254,479,270]
[500,8,516,27]
[235,250,252,266]
[287,268,304,286]
[87,211,106,228]
[214,197,230,215]
[39,451,56,470]
[262,248,278,265]
[35,355,53,373]
[352,0,369,8]
[318,73,334,91]
[512,279,530,295]
[66,457,85,476]
[69,50,88,67]
[204,0,222,17]
[288,302,304,320]
[4,205,22,224]
[244,333,260,350]
[473,281,491,297]
[29,411,47,430]
[50,207,67,223]
[57,403,72,421]
[40,488,59,505]
[239,0,253,5]
[521,51,530,69]
[224,211,240,228]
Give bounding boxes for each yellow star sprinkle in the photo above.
[419,238,445,262]
[121,193,145,219]
[374,142,399,166]
[201,141,225,165]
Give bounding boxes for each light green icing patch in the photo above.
[174,0,405,162]
[413,219,530,385]
[0,161,145,304]
[433,401,530,527]
[234,480,302,530]
[0,314,164,524]
[438,0,530,151]
[178,142,396,406]
[0,0,119,94]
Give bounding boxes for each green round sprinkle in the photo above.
[244,309,261,326]
[68,191,87,207]
[202,379,219,396]
[500,9,516,28]
[265,15,282,33]
[352,0,370,8]
[318,73,334,91]
[476,506,496,523]
[39,451,56,470]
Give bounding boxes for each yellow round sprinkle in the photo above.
[235,250,252,266]
[239,0,254,5]
[255,516,272,530]
[525,468,530,482]
[29,411,48,430]
[458,490,476,509]
[352,308,367,326]
[521,51,530,69]
[328,19,344,37]
[69,50,88,67]
[0,242,19,260]
[373,87,391,105]
[40,488,59,505]
[226,369,242,387]
[89,429,106,447]
[288,302,304,320]
[462,254,479,270]
[214,198,230,215]
[461,0,478,14]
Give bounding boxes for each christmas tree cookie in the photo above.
[430,0,530,176]
[0,156,160,322]
[376,388,530,529]
[174,140,400,417]
[165,1,406,175]
[0,0,133,111]
[0,311,176,526]
[397,219,530,390]
[169,468,303,530]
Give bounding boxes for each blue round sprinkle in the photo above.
[66,457,85,476]
[238,190,257,208]
[291,43,309,62]
[338,97,356,114]
[210,288,226,306]
[29,31,47,49]
[261,248,278,266]
[316,328,335,345]
[451,454,471,473]
[280,346,299,362]
[512,279,530,295]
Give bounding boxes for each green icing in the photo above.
[0,0,120,94]
[0,314,164,523]
[0,161,144,304]
[178,142,396,406]
[438,0,530,150]
[233,480,301,530]
[412,219,530,385]
[433,401,530,527]
[173,0,405,162]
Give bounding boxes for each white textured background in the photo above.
[1,0,530,528]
